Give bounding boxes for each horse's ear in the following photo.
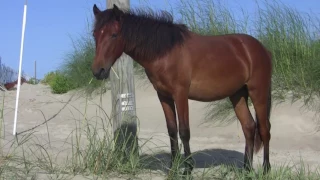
[112,4,123,21]
[113,4,119,11]
[93,4,101,17]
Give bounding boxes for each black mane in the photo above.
[93,7,190,61]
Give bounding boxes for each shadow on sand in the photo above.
[141,148,244,173]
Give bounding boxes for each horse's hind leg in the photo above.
[248,82,271,174]
[173,89,195,176]
[229,86,255,171]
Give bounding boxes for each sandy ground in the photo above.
[1,78,320,179]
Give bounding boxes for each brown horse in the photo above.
[91,4,272,175]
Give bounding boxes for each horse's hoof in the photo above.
[263,163,271,174]
[183,169,192,177]
[182,158,194,177]
[243,164,253,172]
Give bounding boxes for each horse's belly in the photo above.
[188,77,246,102]
[188,88,235,102]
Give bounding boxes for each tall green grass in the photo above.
[256,1,320,102]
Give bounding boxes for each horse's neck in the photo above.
[123,51,146,68]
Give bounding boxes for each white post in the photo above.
[13,0,28,135]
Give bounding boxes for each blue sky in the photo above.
[0,0,319,79]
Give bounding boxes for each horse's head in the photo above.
[91,4,125,80]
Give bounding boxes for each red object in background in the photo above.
[4,77,27,90]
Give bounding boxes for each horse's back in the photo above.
[196,32,272,76]
[184,32,272,101]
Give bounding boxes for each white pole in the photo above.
[13,0,28,135]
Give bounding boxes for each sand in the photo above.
[1,78,320,179]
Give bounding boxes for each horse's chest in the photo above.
[145,70,172,96]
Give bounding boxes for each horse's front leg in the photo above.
[157,92,178,169]
[173,89,195,176]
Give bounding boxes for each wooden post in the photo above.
[34,60,36,84]
[107,0,138,158]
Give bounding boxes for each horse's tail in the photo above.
[254,86,272,154]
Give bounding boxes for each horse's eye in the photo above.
[111,34,117,38]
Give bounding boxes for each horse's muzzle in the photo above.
[93,68,110,80]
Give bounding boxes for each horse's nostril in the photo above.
[93,67,109,79]
[93,67,104,78]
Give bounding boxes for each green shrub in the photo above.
[42,71,57,86]
[27,78,39,85]
[50,72,74,94]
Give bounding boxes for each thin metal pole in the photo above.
[13,0,28,135]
